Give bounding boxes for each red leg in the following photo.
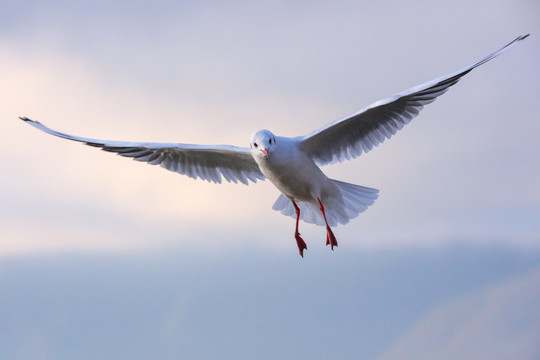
[292,200,307,257]
[317,198,338,250]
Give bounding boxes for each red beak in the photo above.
[261,148,269,156]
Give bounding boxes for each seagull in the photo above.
[20,34,528,257]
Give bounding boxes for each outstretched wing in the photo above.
[21,117,265,184]
[299,34,529,165]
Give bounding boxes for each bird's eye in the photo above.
[254,142,258,148]
[269,139,272,144]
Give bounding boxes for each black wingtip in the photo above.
[19,116,42,125]
[521,34,530,40]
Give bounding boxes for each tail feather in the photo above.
[272,179,379,227]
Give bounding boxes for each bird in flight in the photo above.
[21,35,529,257]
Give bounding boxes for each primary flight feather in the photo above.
[21,34,529,256]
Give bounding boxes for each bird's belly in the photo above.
[269,172,312,200]
[260,158,328,202]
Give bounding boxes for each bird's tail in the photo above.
[272,180,379,227]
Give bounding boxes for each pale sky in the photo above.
[2,0,539,256]
[1,1,540,359]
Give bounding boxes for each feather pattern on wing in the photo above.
[20,117,265,184]
[299,34,529,166]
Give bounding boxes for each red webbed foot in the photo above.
[295,232,307,257]
[325,226,338,250]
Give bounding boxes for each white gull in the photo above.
[21,35,529,256]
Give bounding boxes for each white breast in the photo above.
[255,137,334,202]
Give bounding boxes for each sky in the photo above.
[1,246,539,359]
[1,0,540,359]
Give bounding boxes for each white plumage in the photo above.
[20,35,528,256]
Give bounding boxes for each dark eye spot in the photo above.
[254,142,258,148]
[269,139,272,144]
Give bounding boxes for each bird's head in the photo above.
[250,129,276,159]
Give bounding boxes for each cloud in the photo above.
[0,245,538,359]
[2,0,539,255]
[377,265,540,360]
